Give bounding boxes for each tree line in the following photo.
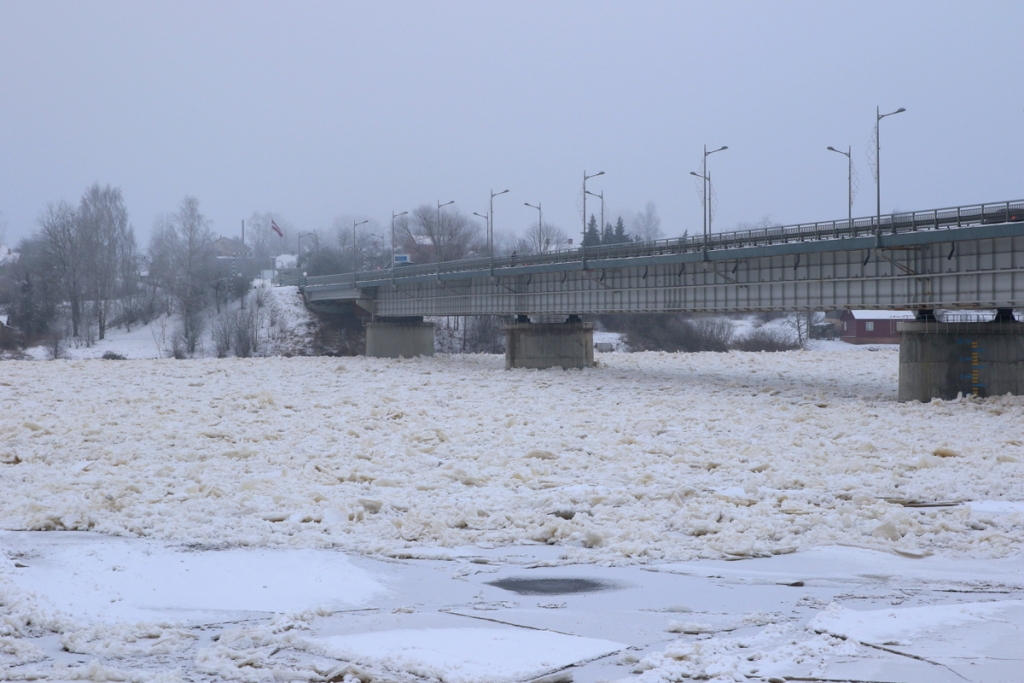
[295,200,664,277]
[1,186,666,351]
[3,189,260,354]
[6,185,138,342]
[583,201,665,247]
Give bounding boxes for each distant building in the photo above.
[274,253,302,283]
[210,237,253,259]
[398,235,436,264]
[839,310,913,344]
[275,253,298,269]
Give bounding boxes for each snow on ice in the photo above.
[1,341,1023,681]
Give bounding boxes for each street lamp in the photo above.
[473,210,490,240]
[391,210,407,281]
[827,145,853,228]
[524,202,542,250]
[875,106,906,233]
[488,189,509,273]
[582,170,605,260]
[297,231,313,256]
[585,189,604,242]
[437,200,454,263]
[692,145,727,252]
[352,219,369,273]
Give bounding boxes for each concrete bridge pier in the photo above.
[505,315,595,370]
[897,311,1024,401]
[365,316,436,358]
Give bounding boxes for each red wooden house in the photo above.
[839,310,913,344]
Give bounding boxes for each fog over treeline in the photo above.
[0,186,665,351]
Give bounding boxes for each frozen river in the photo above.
[1,349,1022,680]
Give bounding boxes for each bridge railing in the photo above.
[300,199,1023,289]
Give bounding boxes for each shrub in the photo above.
[464,315,505,354]
[211,314,233,358]
[624,314,732,353]
[44,330,66,360]
[731,326,801,352]
[169,328,188,359]
[232,307,259,358]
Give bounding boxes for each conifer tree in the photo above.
[583,214,601,246]
[613,216,628,244]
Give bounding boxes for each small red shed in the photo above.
[839,310,913,344]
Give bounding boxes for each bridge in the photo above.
[294,199,1024,401]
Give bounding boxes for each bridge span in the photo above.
[295,199,1024,400]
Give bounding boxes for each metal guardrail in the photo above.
[301,199,1024,290]
[893,311,1023,334]
[896,320,1024,334]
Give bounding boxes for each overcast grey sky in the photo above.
[1,1,1022,247]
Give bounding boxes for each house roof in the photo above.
[846,310,915,320]
[210,236,253,258]
[275,253,298,268]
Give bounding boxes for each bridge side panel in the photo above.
[366,234,1024,316]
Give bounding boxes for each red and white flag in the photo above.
[271,220,283,237]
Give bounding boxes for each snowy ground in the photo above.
[17,283,319,362]
[2,343,1023,680]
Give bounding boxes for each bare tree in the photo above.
[246,212,293,267]
[148,196,216,356]
[6,234,62,338]
[77,184,135,339]
[39,201,85,337]
[519,220,569,255]
[631,201,663,242]
[400,204,481,264]
[784,311,817,349]
[295,229,342,276]
[735,215,782,231]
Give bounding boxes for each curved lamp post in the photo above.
[391,210,407,281]
[473,210,490,255]
[352,219,369,272]
[692,145,727,253]
[582,170,604,262]
[524,201,542,250]
[489,189,509,273]
[875,106,906,234]
[585,189,604,242]
[827,145,853,228]
[297,231,313,255]
[437,200,454,263]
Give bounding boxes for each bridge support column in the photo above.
[365,317,435,358]
[898,317,1024,401]
[505,317,594,370]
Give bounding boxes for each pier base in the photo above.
[898,315,1024,401]
[365,317,435,358]
[505,317,594,370]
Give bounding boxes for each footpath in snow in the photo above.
[1,348,1022,681]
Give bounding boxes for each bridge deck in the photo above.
[297,199,1024,315]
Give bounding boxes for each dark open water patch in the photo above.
[487,577,620,595]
